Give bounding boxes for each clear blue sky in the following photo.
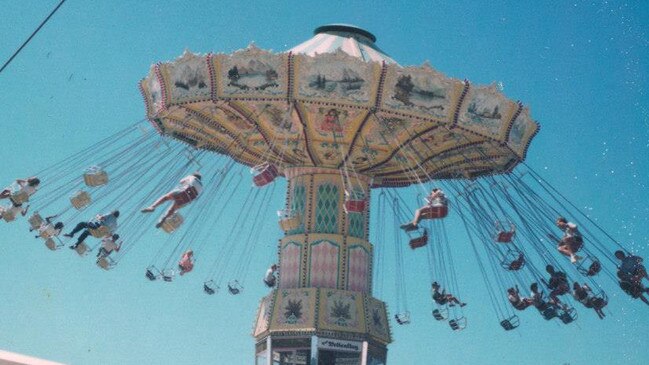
[1,1,648,364]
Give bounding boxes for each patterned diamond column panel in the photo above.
[314,183,339,234]
[347,244,370,293]
[308,239,340,288]
[280,240,303,288]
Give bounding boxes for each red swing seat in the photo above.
[344,199,366,213]
[344,190,367,213]
[252,163,278,187]
[409,228,429,249]
[496,230,515,243]
[420,205,448,220]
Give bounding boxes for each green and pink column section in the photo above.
[253,167,391,365]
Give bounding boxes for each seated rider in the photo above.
[618,279,649,306]
[263,264,278,288]
[32,215,64,238]
[0,177,40,202]
[530,282,554,311]
[0,202,29,220]
[178,249,194,275]
[495,222,516,243]
[401,188,447,230]
[554,217,583,263]
[141,173,203,228]
[615,250,648,283]
[65,210,120,249]
[572,282,606,319]
[97,234,121,260]
[508,252,525,271]
[546,265,570,308]
[507,286,533,310]
[431,281,466,307]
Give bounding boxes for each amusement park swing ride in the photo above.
[2,24,647,364]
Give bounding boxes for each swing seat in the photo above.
[420,205,448,220]
[394,312,410,325]
[496,231,515,243]
[74,242,90,256]
[501,250,524,271]
[70,190,92,210]
[83,166,109,187]
[277,209,301,231]
[344,191,367,213]
[39,225,57,239]
[97,256,116,270]
[1,208,17,222]
[409,228,428,249]
[263,276,276,288]
[161,213,184,233]
[500,315,520,331]
[344,199,366,213]
[559,308,577,324]
[203,280,218,295]
[576,257,601,277]
[145,266,160,281]
[89,225,112,238]
[540,306,558,320]
[228,280,243,295]
[9,190,29,205]
[162,269,175,282]
[449,317,467,331]
[44,238,61,251]
[28,212,44,230]
[432,308,447,321]
[591,291,608,309]
[252,163,278,187]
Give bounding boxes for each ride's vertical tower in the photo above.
[252,167,391,365]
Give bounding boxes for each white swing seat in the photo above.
[1,208,17,222]
[203,280,219,295]
[277,209,301,231]
[394,312,411,325]
[44,238,61,251]
[432,308,447,321]
[228,280,243,295]
[39,225,58,239]
[89,225,112,238]
[70,190,92,210]
[28,212,44,230]
[97,256,116,270]
[161,213,184,233]
[83,166,109,187]
[9,190,29,205]
[449,317,467,331]
[145,266,160,281]
[75,242,90,256]
[162,269,175,282]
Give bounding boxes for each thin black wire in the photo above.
[0,0,67,75]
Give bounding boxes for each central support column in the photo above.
[253,167,391,365]
[279,167,372,293]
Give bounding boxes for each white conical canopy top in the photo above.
[288,24,397,64]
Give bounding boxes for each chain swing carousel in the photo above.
[138,24,543,364]
[3,24,646,365]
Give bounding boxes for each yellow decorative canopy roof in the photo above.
[140,26,539,187]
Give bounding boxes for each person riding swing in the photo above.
[401,188,448,231]
[141,173,203,228]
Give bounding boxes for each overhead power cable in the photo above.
[0,0,67,75]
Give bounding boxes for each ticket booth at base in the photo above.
[255,336,386,365]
